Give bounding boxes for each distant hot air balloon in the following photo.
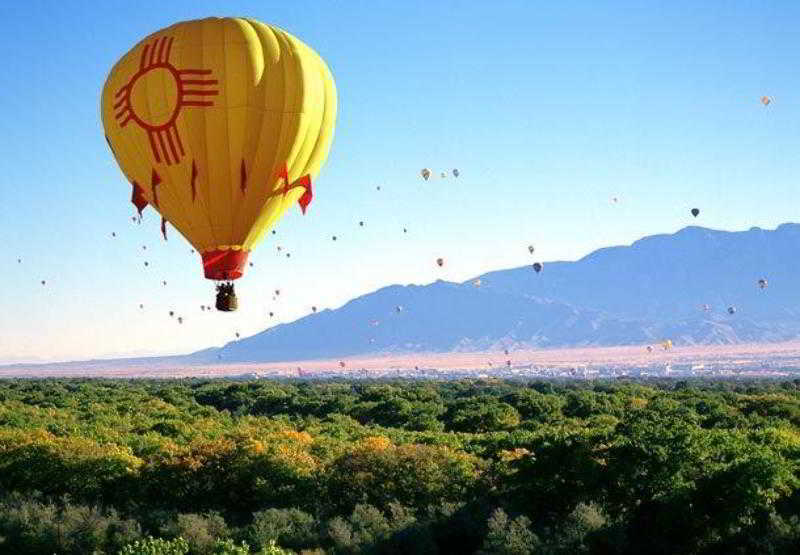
[40,280,46,286]
[436,257,444,267]
[332,235,337,241]
[17,259,21,264]
[359,221,364,227]
[758,278,768,289]
[102,18,337,312]
[249,262,254,267]
[275,289,280,296]
[691,208,700,217]
[611,197,619,204]
[269,311,274,317]
[533,262,543,273]
[728,306,736,315]
[396,306,403,313]
[144,261,149,267]
[339,361,346,368]
[177,317,183,324]
[421,168,431,181]
[761,96,772,106]
[646,345,653,353]
[403,228,407,233]
[169,311,174,317]
[312,306,317,312]
[111,232,116,238]
[528,245,534,254]
[235,332,240,339]
[452,168,460,177]
[139,303,144,309]
[162,280,167,286]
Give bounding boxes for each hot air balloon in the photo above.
[249,262,254,267]
[758,278,768,289]
[144,261,149,267]
[332,236,337,241]
[403,228,407,233]
[269,311,274,317]
[436,258,444,267]
[177,316,183,324]
[421,168,431,181]
[533,262,543,273]
[235,332,240,339]
[359,221,364,227]
[169,311,174,317]
[452,169,459,177]
[102,18,337,312]
[396,306,403,313]
[275,289,280,296]
[528,245,534,254]
[646,345,653,353]
[162,280,167,286]
[691,208,699,217]
[728,306,736,315]
[17,259,21,264]
[761,96,772,106]
[40,280,46,286]
[139,303,144,309]
[312,306,317,312]
[339,361,346,368]
[111,232,116,238]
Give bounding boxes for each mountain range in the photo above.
[187,223,800,363]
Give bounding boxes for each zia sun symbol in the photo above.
[113,36,219,165]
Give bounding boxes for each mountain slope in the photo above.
[192,224,800,363]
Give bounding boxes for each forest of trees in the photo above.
[0,377,799,553]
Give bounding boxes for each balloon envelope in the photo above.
[102,17,337,282]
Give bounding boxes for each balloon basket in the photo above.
[215,282,238,312]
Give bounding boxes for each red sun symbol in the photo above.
[113,36,219,165]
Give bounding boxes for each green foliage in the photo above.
[119,536,190,555]
[0,378,799,552]
[479,508,538,555]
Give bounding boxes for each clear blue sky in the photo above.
[1,1,798,363]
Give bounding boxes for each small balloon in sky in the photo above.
[691,208,700,217]
[533,262,543,273]
[452,168,460,177]
[761,95,772,106]
[421,168,431,181]
[436,257,444,267]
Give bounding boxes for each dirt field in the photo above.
[4,341,800,379]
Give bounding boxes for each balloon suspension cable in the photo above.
[215,281,238,312]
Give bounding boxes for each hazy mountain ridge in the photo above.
[192,223,800,363]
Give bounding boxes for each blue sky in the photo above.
[1,1,798,362]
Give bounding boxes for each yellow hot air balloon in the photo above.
[102,17,337,310]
